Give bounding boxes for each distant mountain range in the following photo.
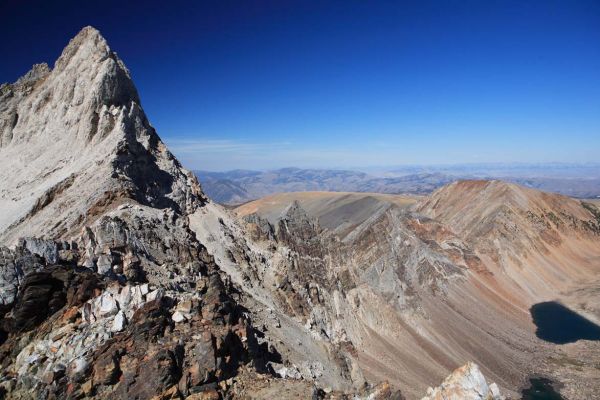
[195,166,600,204]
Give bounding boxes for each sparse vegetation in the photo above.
[545,211,562,228]
[581,202,600,234]
[526,210,552,230]
[582,201,600,222]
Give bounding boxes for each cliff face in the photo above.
[0,26,204,245]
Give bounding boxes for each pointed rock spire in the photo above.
[53,26,140,108]
[282,200,310,221]
[55,26,111,67]
[0,27,204,243]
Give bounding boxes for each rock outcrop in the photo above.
[421,362,504,400]
[0,26,204,245]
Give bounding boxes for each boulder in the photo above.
[421,362,505,400]
[111,310,126,332]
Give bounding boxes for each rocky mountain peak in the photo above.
[0,27,204,243]
[281,200,310,221]
[57,26,110,62]
[1,26,140,148]
[277,200,322,239]
[54,25,140,114]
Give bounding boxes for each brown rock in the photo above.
[185,389,220,400]
[60,307,80,323]
[151,385,181,400]
[81,380,93,396]
[93,351,120,385]
[125,348,180,399]
[41,370,55,384]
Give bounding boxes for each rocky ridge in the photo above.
[198,193,505,398]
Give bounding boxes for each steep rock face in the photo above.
[191,202,368,391]
[0,26,203,245]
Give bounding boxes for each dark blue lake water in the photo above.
[530,301,600,344]
[521,377,564,400]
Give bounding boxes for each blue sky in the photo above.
[2,0,599,170]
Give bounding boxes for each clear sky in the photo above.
[1,0,599,170]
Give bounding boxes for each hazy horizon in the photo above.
[192,161,600,176]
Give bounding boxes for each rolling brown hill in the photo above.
[236,191,420,239]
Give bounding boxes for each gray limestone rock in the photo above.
[0,26,206,245]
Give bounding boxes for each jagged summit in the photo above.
[58,26,113,63]
[53,26,140,109]
[1,26,140,148]
[0,26,204,244]
[281,200,310,221]
[277,200,323,241]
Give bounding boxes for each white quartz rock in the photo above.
[97,292,118,317]
[110,310,126,332]
[171,311,186,323]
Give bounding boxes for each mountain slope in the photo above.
[417,180,600,300]
[232,182,600,398]
[0,26,203,244]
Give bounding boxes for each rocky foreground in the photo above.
[2,26,600,399]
